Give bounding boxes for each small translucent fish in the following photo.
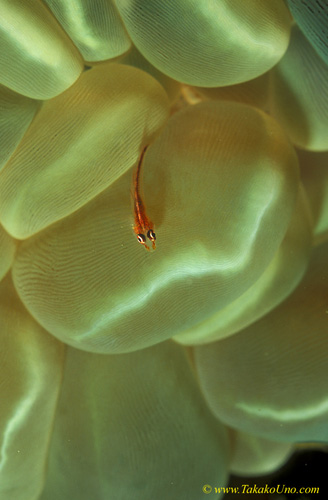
[133,145,156,251]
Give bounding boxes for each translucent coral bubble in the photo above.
[39,341,229,500]
[0,84,40,173]
[270,24,328,152]
[195,241,328,443]
[0,273,65,500]
[0,0,83,99]
[287,0,328,65]
[174,185,313,346]
[230,430,293,476]
[298,149,328,245]
[0,224,16,282]
[43,0,131,61]
[13,102,298,354]
[117,45,181,103]
[116,0,291,87]
[0,63,169,239]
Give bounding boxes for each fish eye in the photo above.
[137,233,146,244]
[147,229,156,241]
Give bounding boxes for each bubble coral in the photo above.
[0,1,327,499]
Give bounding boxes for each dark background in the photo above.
[224,449,327,500]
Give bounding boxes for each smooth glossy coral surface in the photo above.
[270,24,328,151]
[230,430,293,476]
[0,64,169,238]
[0,84,40,172]
[43,0,131,61]
[287,0,328,64]
[0,274,65,500]
[175,185,312,345]
[12,101,299,353]
[195,241,328,443]
[116,0,291,86]
[0,0,83,99]
[299,149,328,242]
[40,341,229,500]
[0,224,15,281]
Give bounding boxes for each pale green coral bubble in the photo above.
[287,0,328,65]
[13,102,298,354]
[116,0,291,87]
[0,273,65,500]
[195,241,328,443]
[230,430,293,476]
[0,224,16,282]
[298,149,328,245]
[0,63,169,239]
[117,45,181,103]
[42,0,131,61]
[270,24,328,152]
[0,0,83,99]
[39,341,230,500]
[174,185,313,346]
[0,85,40,173]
